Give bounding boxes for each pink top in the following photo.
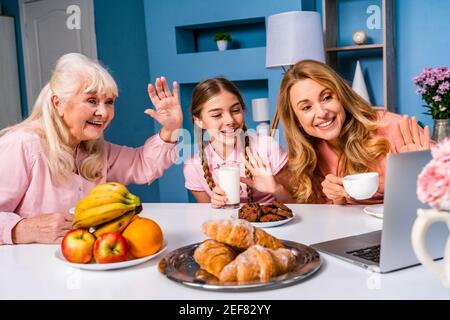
[316,111,433,204]
[184,134,288,204]
[0,128,177,245]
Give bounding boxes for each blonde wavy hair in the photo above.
[0,53,118,184]
[277,60,391,203]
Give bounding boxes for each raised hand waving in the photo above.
[393,115,431,153]
[145,77,183,142]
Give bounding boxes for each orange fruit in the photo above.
[122,217,163,258]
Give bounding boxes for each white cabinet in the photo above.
[0,15,22,129]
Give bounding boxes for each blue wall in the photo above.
[4,0,450,204]
[1,0,28,117]
[144,0,450,202]
[143,0,303,203]
[94,0,160,202]
[395,0,450,129]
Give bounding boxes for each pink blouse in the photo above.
[316,111,433,204]
[183,134,288,203]
[0,129,177,245]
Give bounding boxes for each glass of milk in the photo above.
[217,161,240,209]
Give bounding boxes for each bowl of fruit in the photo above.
[56,182,166,270]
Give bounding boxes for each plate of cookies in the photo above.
[158,219,321,291]
[232,200,295,228]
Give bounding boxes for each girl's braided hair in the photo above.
[191,78,253,202]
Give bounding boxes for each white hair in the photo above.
[0,53,118,183]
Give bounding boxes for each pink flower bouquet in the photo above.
[417,137,450,210]
[413,66,450,119]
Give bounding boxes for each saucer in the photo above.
[363,205,384,219]
[55,241,168,270]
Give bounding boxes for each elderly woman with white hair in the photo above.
[0,53,182,245]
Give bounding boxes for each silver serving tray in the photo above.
[158,240,321,292]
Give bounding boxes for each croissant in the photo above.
[201,219,284,250]
[193,239,237,278]
[219,245,297,283]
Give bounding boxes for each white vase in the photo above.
[352,61,371,105]
[411,208,450,288]
[216,40,228,51]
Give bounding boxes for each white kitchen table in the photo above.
[1,203,448,300]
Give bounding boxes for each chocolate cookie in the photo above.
[275,208,293,218]
[238,203,261,222]
[260,205,276,215]
[271,199,292,213]
[259,213,284,222]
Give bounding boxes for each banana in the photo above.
[75,191,139,213]
[90,182,130,197]
[126,193,141,203]
[72,182,143,229]
[73,202,137,228]
[93,210,136,238]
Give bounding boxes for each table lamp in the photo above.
[266,11,325,135]
[251,98,270,136]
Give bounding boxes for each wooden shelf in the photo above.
[175,17,265,54]
[326,44,384,52]
[322,0,395,112]
[171,47,267,83]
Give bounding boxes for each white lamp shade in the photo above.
[266,11,325,69]
[251,98,270,122]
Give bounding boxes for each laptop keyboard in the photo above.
[346,245,380,263]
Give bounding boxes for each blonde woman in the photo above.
[0,53,182,245]
[277,59,432,205]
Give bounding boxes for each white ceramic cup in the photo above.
[217,162,240,209]
[343,172,379,200]
[411,208,450,288]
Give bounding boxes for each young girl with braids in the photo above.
[183,78,293,208]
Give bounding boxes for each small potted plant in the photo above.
[214,32,232,51]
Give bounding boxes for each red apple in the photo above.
[93,232,129,264]
[61,228,96,264]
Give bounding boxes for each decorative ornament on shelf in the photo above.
[352,30,367,45]
[352,61,371,105]
[251,98,270,136]
[214,32,232,51]
[412,137,450,288]
[413,66,450,142]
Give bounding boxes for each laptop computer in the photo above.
[311,150,447,273]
